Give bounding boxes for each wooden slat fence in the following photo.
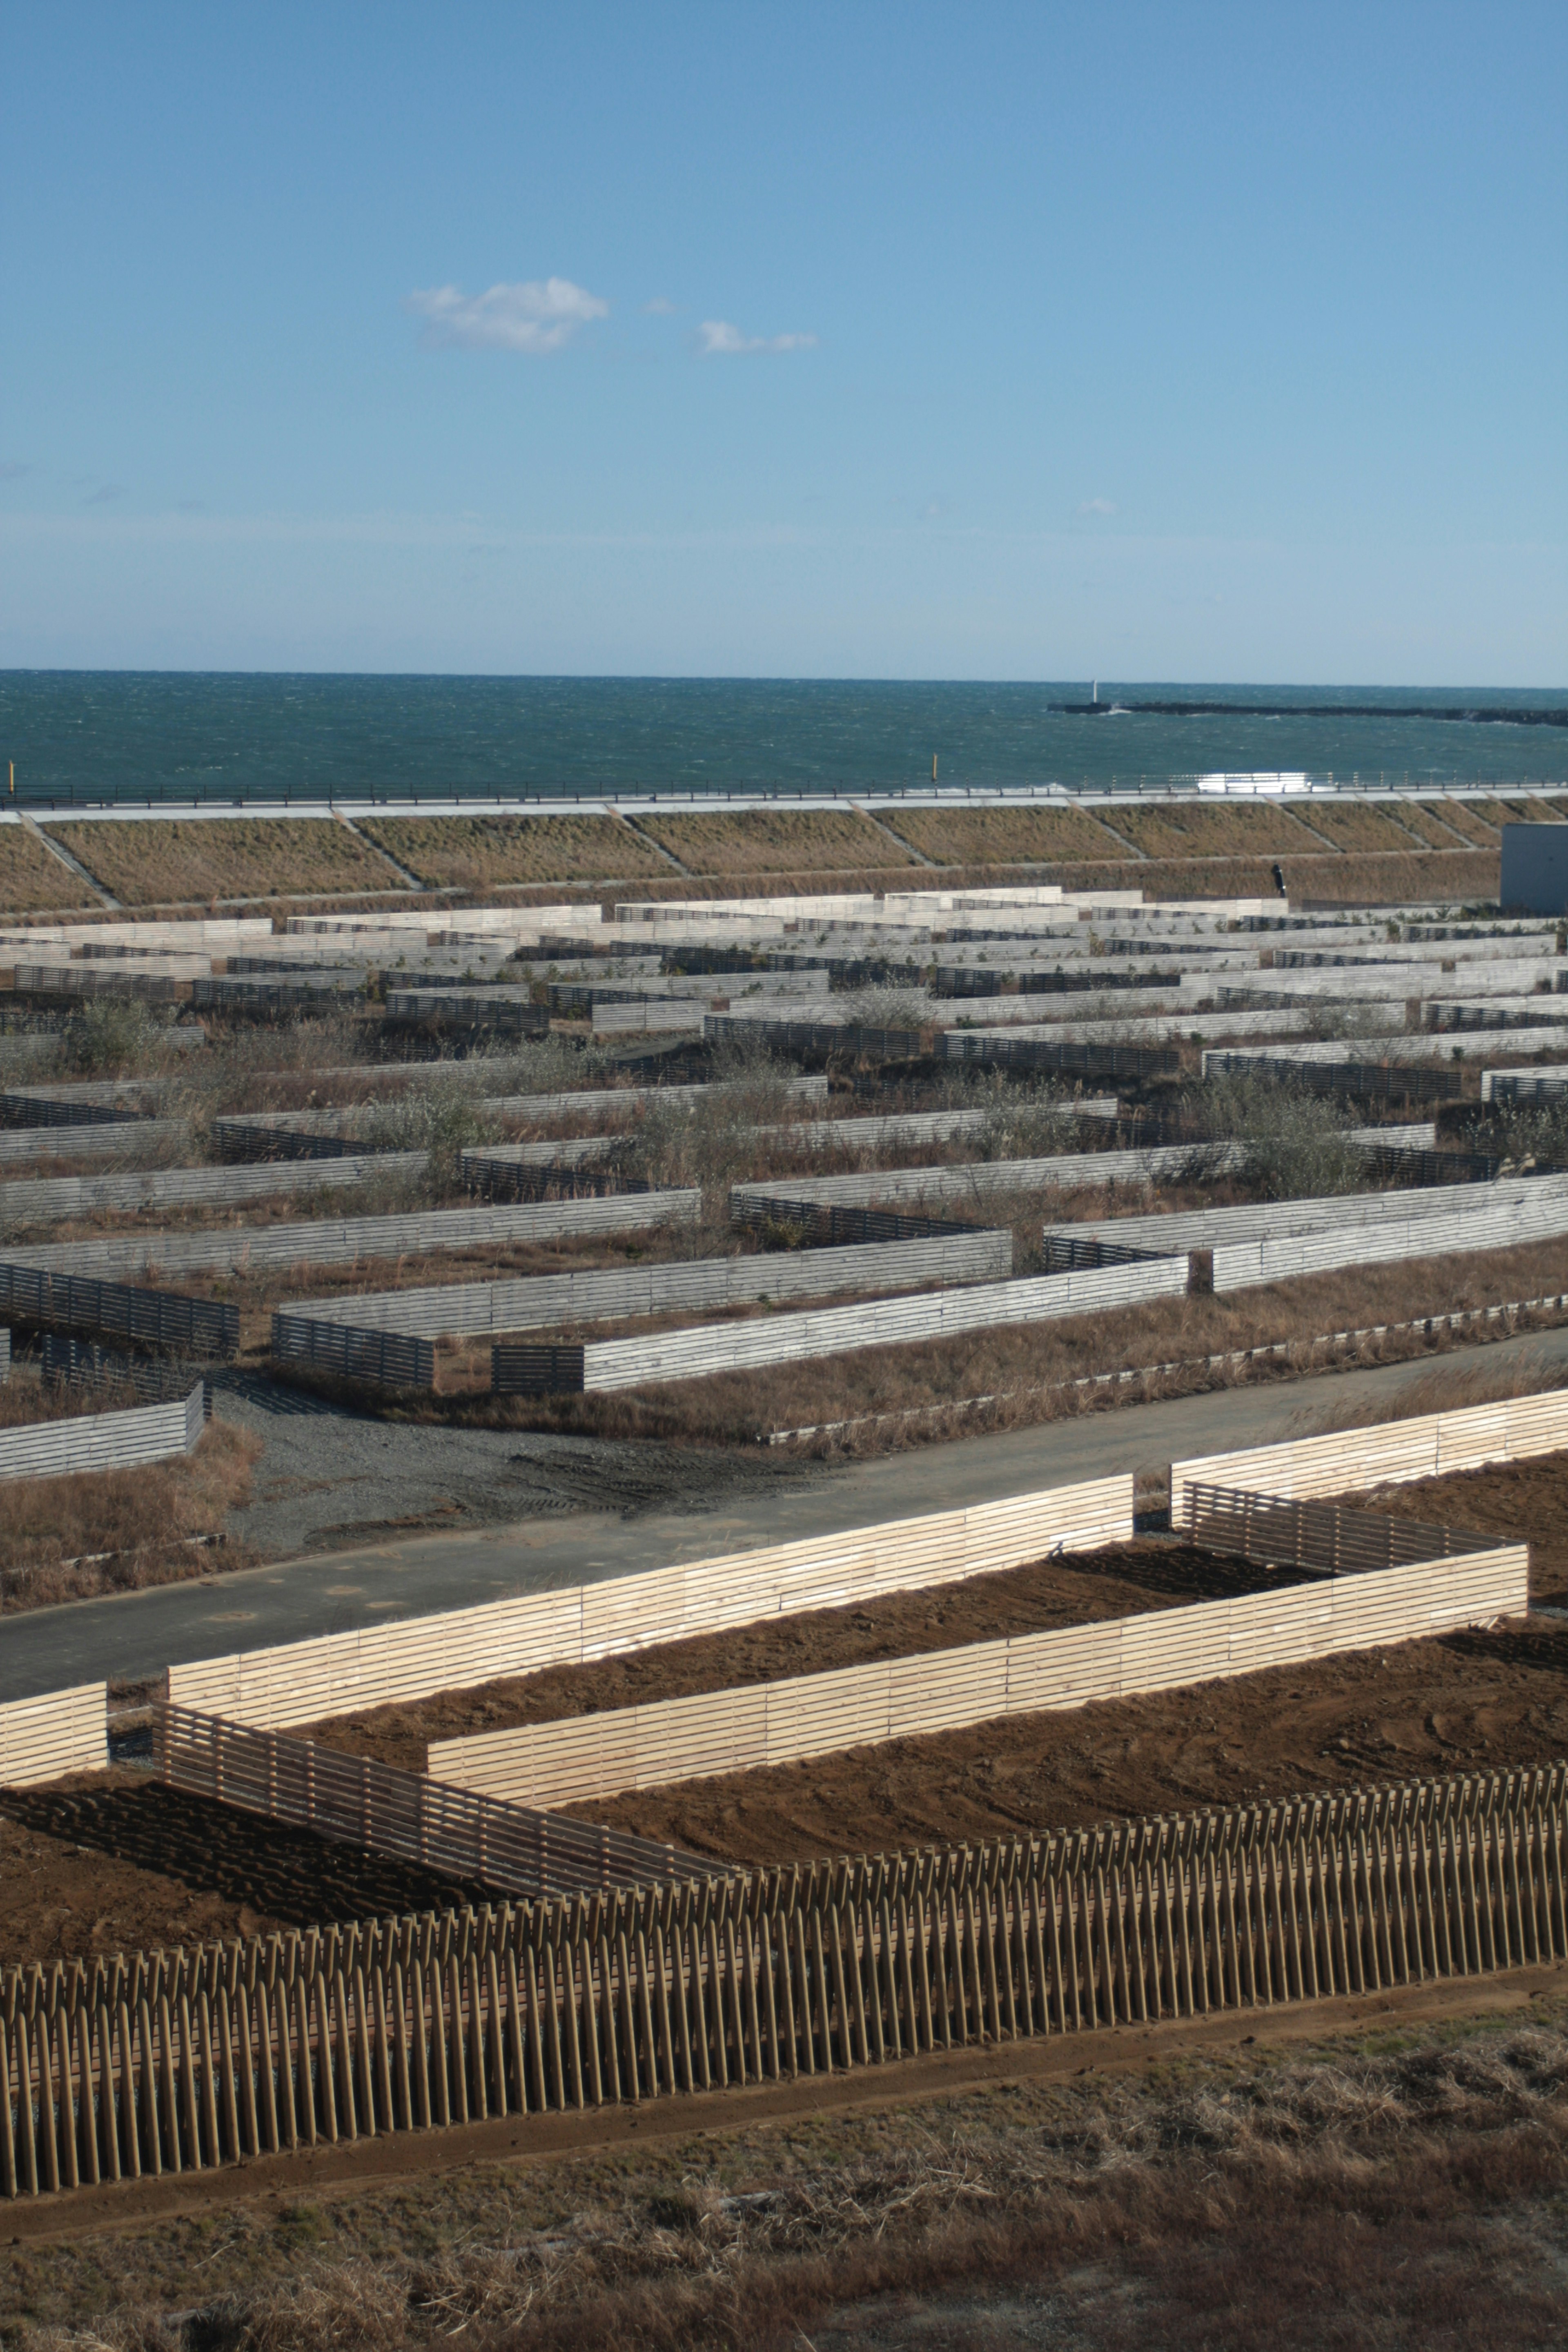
[156,1706,715,1898]
[1042,1171,1568,1260]
[9,1760,1567,2199]
[731,1140,1244,1216]
[1172,1388,1568,1523]
[4,1190,702,1285]
[166,1476,1134,1729]
[0,1120,190,1166]
[1210,1189,1568,1290]
[276,1229,1013,1351]
[431,1537,1526,1810]
[492,1255,1192,1395]
[0,1151,430,1230]
[0,1266,236,1359]
[0,1684,106,1788]
[0,1383,203,1487]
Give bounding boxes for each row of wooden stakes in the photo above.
[6,1762,1567,2198]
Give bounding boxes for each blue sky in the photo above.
[2,0,1564,680]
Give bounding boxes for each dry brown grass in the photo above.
[1280,847,1496,904]
[44,820,400,906]
[634,808,915,876]
[11,2006,1568,2350]
[0,826,100,913]
[1290,801,1437,853]
[1421,799,1500,845]
[868,803,1127,864]
[448,1232,1568,1450]
[1472,796,1549,831]
[0,1417,260,1610]
[1390,801,1477,848]
[359,813,669,888]
[1086,803,1328,860]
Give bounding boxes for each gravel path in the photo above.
[209,1370,801,1559]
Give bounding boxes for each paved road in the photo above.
[5,1327,1566,1701]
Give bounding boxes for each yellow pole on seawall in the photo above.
[931,753,938,783]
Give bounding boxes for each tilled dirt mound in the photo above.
[575,1617,1568,1866]
[1345,1450,1568,1606]
[309,1541,1285,1773]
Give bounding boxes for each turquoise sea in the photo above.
[0,674,1563,806]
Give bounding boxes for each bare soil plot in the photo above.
[310,1540,1282,1773]
[0,1418,259,1612]
[578,1614,1568,1866]
[1290,802,1436,854]
[461,1232,1568,1451]
[0,1775,488,1969]
[44,818,400,905]
[1346,1449,1568,1607]
[635,808,915,876]
[871,804,1126,864]
[0,826,100,913]
[359,812,668,887]
[1085,804,1327,860]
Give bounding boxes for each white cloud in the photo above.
[1077,498,1118,517]
[697,319,818,356]
[405,278,608,353]
[642,296,677,315]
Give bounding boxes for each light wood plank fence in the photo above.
[0,1685,106,1788]
[492,1255,1191,1395]
[0,1383,203,1487]
[1172,1388,1568,1524]
[6,1761,1566,2199]
[430,1499,1526,1809]
[166,1477,1134,1730]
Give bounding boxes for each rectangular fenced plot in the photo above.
[430,1544,1526,1808]
[494,1255,1191,1394]
[166,1475,1134,1728]
[1171,1389,1568,1522]
[10,1758,1564,2200]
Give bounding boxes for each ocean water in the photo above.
[0,673,1563,806]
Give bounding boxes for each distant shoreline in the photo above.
[1052,701,1568,727]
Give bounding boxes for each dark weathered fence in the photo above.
[0,1264,237,1359]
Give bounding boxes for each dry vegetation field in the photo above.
[359,811,668,887]
[878,802,1131,863]
[5,1990,1567,2350]
[43,817,403,905]
[0,1417,258,1610]
[1287,800,1437,854]
[634,806,915,875]
[1084,802,1329,860]
[0,826,99,913]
